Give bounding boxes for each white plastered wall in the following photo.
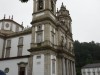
[0,58,28,75]
[4,34,31,57]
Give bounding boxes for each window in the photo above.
[18,62,28,75]
[52,59,56,74]
[38,0,43,10]
[61,36,64,46]
[7,40,11,47]
[52,34,55,44]
[36,25,43,43]
[93,72,95,75]
[36,32,43,43]
[87,71,91,75]
[18,47,23,56]
[51,27,55,45]
[6,40,11,58]
[18,37,23,45]
[98,71,100,75]
[36,55,41,59]
[51,0,54,12]
[83,72,86,75]
[19,67,25,75]
[5,48,10,58]
[16,25,19,32]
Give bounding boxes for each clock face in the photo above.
[6,23,9,28]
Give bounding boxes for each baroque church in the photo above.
[0,0,76,75]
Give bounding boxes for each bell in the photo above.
[19,0,28,3]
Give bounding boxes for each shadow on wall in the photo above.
[0,70,6,75]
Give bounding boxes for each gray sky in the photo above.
[0,0,100,42]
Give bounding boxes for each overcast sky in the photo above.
[0,0,100,42]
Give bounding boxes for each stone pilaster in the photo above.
[57,56,63,75]
[27,55,33,75]
[44,53,51,75]
[67,59,69,75]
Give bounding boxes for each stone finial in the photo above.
[57,8,59,12]
[9,16,10,19]
[4,14,6,19]
[11,15,13,20]
[21,22,23,26]
[61,2,64,7]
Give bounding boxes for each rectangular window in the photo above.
[93,72,95,75]
[5,48,10,58]
[52,34,54,44]
[83,72,86,75]
[36,32,42,43]
[19,67,25,75]
[52,59,55,74]
[36,55,41,59]
[7,40,11,47]
[18,47,23,56]
[16,25,19,32]
[18,37,23,45]
[88,72,91,75]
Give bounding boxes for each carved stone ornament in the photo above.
[4,68,9,73]
[6,23,9,28]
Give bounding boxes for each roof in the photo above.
[82,63,100,69]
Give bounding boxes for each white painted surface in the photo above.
[0,38,4,58]
[0,58,28,75]
[81,68,100,75]
[0,22,2,30]
[33,54,44,75]
[4,34,31,57]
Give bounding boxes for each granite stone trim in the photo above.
[0,55,30,61]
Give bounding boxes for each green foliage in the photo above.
[74,40,100,75]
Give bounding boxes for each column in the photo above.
[62,58,66,75]
[57,56,63,75]
[73,62,76,75]
[67,59,69,75]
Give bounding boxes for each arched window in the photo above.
[38,0,43,10]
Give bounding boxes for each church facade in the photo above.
[0,0,76,75]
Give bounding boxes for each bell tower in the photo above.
[31,0,57,24]
[28,1,76,75]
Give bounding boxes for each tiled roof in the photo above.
[82,63,100,68]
